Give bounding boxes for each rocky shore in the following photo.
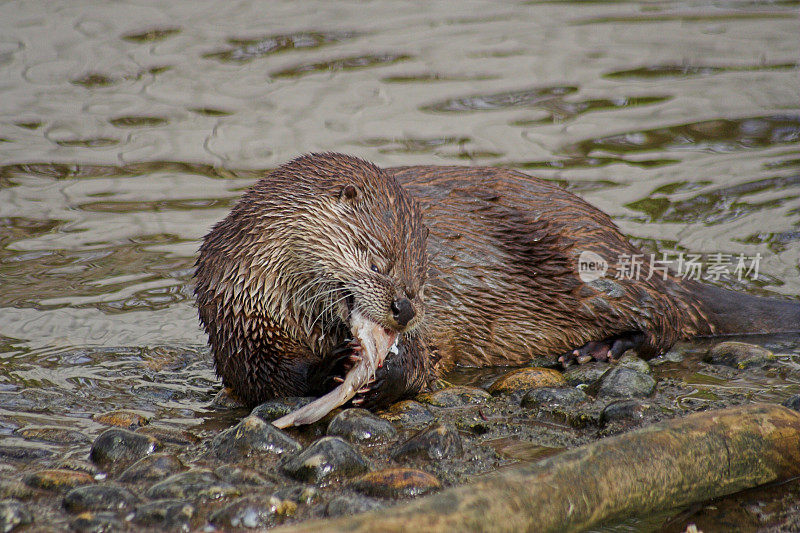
[2,339,800,532]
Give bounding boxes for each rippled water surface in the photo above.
[0,0,798,529]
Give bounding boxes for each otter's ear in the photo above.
[423,225,430,240]
[339,184,360,201]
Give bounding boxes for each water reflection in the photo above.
[204,31,357,63]
[567,115,800,157]
[604,62,798,80]
[271,53,411,78]
[422,85,578,113]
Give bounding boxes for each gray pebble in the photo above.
[0,444,55,462]
[63,483,138,513]
[392,422,462,461]
[209,415,302,461]
[214,465,274,488]
[251,397,317,422]
[521,387,589,408]
[118,453,185,483]
[325,494,383,517]
[0,481,34,501]
[0,499,32,533]
[273,485,320,505]
[282,437,369,484]
[520,387,596,428]
[69,511,121,532]
[327,409,397,443]
[210,388,246,409]
[379,400,436,427]
[209,496,291,529]
[127,499,195,530]
[89,428,162,471]
[563,363,608,387]
[704,341,775,369]
[600,400,653,426]
[135,426,199,446]
[145,469,239,500]
[615,353,651,375]
[417,386,491,407]
[597,367,655,399]
[13,426,90,445]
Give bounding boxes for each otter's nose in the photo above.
[391,298,415,328]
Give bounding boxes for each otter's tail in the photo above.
[689,282,800,335]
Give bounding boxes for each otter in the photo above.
[194,153,800,410]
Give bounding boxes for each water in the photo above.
[0,0,798,529]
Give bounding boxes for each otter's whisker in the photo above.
[309,291,350,333]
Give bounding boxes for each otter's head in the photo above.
[221,153,429,353]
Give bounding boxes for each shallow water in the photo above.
[0,0,798,530]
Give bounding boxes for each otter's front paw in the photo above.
[351,342,420,410]
[307,339,361,395]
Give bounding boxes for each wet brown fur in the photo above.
[195,153,799,407]
[195,154,429,404]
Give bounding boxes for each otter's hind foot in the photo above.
[559,331,645,367]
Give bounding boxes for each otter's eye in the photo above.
[370,264,381,274]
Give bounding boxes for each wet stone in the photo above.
[23,469,95,491]
[135,426,199,446]
[0,444,55,462]
[615,353,652,375]
[704,341,775,369]
[209,415,302,461]
[0,480,34,500]
[527,356,563,369]
[127,499,195,530]
[783,395,800,412]
[89,428,162,471]
[14,426,90,445]
[657,348,688,364]
[214,465,274,487]
[392,422,462,461]
[600,399,653,426]
[69,511,121,532]
[92,410,151,429]
[327,408,398,444]
[211,387,246,409]
[417,386,490,407]
[520,387,589,408]
[0,499,32,532]
[117,453,185,483]
[273,486,320,506]
[488,367,566,397]
[282,437,369,484]
[325,494,383,517]
[351,468,441,499]
[63,483,138,513]
[597,367,655,399]
[521,387,595,428]
[145,469,239,500]
[209,496,294,529]
[251,397,316,422]
[379,400,436,427]
[455,417,493,436]
[51,459,102,478]
[563,363,608,387]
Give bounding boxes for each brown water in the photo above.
[0,0,798,529]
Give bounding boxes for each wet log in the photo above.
[277,403,800,533]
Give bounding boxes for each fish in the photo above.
[272,309,398,428]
